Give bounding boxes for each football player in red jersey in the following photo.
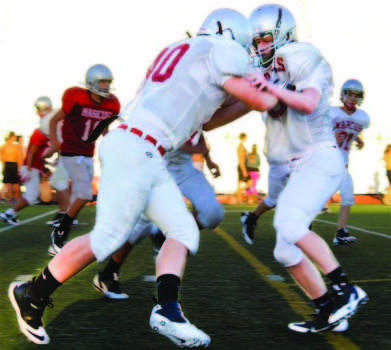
[47,64,120,256]
[0,97,56,225]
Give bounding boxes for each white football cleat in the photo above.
[150,303,210,347]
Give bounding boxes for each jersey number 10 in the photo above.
[146,43,190,82]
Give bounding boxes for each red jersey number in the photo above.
[148,43,190,82]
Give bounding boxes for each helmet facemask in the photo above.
[342,90,364,109]
[249,5,296,68]
[340,79,365,108]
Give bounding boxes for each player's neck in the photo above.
[341,105,356,115]
[90,92,103,104]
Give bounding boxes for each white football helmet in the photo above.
[34,96,52,112]
[249,4,296,67]
[197,8,252,51]
[85,64,113,98]
[340,79,364,106]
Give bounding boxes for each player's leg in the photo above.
[180,169,224,230]
[274,147,367,332]
[93,215,154,299]
[46,159,71,226]
[241,163,289,244]
[0,168,40,225]
[146,175,210,347]
[334,170,356,245]
[8,130,152,344]
[49,157,94,255]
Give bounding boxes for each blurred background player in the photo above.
[47,64,120,255]
[330,79,370,245]
[0,131,23,204]
[0,97,56,225]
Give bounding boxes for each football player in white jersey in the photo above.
[8,9,279,346]
[206,4,368,334]
[93,132,224,299]
[330,79,370,245]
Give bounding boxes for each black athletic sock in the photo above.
[58,214,74,238]
[336,228,348,237]
[156,274,180,304]
[313,292,333,312]
[31,266,62,300]
[249,212,259,221]
[327,266,349,287]
[102,257,122,275]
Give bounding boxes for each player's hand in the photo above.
[20,171,30,183]
[206,160,221,178]
[356,139,364,150]
[247,73,269,92]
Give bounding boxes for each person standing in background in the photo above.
[236,132,251,203]
[0,132,23,204]
[246,144,261,195]
[384,144,391,187]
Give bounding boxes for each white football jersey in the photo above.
[330,106,370,164]
[120,36,251,151]
[260,42,335,161]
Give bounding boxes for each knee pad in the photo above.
[274,206,311,244]
[197,202,224,229]
[166,218,200,255]
[263,195,277,208]
[90,223,130,262]
[273,236,304,267]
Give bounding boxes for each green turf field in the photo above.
[0,203,390,350]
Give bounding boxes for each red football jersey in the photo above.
[24,129,50,171]
[60,87,120,157]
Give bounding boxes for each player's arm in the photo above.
[267,84,320,114]
[355,135,364,150]
[203,99,251,131]
[25,145,38,172]
[49,110,66,151]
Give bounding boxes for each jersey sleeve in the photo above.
[209,40,252,87]
[360,110,370,129]
[277,42,332,93]
[61,87,79,115]
[30,129,47,147]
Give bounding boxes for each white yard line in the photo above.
[0,209,57,233]
[314,219,391,240]
[225,209,390,240]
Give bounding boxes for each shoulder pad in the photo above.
[210,39,251,84]
[276,42,327,84]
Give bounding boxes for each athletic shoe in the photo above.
[8,281,52,345]
[45,212,65,226]
[329,285,368,324]
[331,319,349,332]
[333,228,357,246]
[150,302,210,347]
[93,272,129,299]
[0,212,19,225]
[240,211,257,245]
[288,307,335,333]
[48,227,68,256]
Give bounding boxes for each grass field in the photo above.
[0,203,390,350]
